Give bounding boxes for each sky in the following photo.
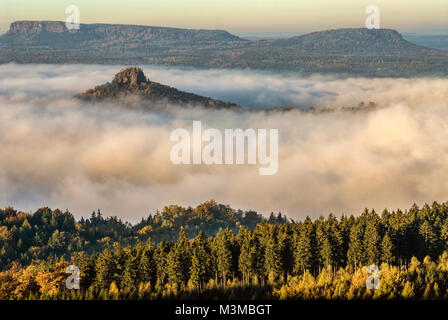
[1,0,447,35]
[1,63,448,222]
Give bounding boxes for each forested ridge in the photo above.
[1,200,448,299]
[2,21,448,77]
[0,200,278,270]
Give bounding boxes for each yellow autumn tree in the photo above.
[35,261,69,298]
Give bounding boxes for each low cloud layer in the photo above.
[0,63,448,222]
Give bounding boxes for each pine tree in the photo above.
[347,224,363,268]
[327,214,344,268]
[166,231,191,287]
[380,232,394,264]
[441,218,448,251]
[238,227,263,284]
[113,244,126,283]
[138,247,156,285]
[364,220,380,264]
[213,231,232,285]
[154,241,170,287]
[249,233,264,283]
[264,234,282,282]
[293,218,313,274]
[95,249,116,290]
[320,237,333,267]
[190,231,211,291]
[419,220,436,257]
[278,223,294,280]
[120,248,139,292]
[315,223,333,269]
[238,227,252,283]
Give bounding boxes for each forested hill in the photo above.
[2,200,448,300]
[271,28,434,55]
[1,21,447,77]
[0,200,285,271]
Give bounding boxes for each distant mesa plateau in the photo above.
[1,21,448,77]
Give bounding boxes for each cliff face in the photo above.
[8,21,66,34]
[6,21,243,42]
[113,67,147,87]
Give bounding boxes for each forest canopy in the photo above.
[1,200,448,300]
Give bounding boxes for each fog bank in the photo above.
[0,63,447,222]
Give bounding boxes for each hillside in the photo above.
[0,199,282,270]
[76,66,241,109]
[272,28,435,55]
[403,33,448,51]
[1,21,448,76]
[1,200,448,300]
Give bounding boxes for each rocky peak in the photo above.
[113,67,147,87]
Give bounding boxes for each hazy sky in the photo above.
[1,0,447,35]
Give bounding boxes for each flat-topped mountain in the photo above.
[271,28,434,55]
[1,21,448,77]
[77,66,241,109]
[7,20,242,41]
[5,20,243,49]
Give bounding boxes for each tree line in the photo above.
[1,200,448,299]
[0,200,285,271]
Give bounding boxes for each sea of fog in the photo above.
[0,63,448,222]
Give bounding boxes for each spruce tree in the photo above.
[364,220,380,264]
[278,223,294,280]
[95,249,115,290]
[214,232,232,285]
[238,227,252,283]
[380,232,394,264]
[166,231,191,287]
[190,231,211,291]
[264,235,282,282]
[138,247,156,285]
[120,249,139,292]
[293,218,313,274]
[347,224,363,268]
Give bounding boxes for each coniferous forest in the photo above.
[2,200,448,300]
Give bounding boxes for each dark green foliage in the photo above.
[0,200,274,270]
[166,232,191,287]
[2,201,448,299]
[94,249,115,290]
[263,232,282,281]
[381,232,394,264]
[347,224,364,268]
[293,218,314,274]
[212,230,233,285]
[120,248,139,292]
[190,232,212,291]
[364,218,381,264]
